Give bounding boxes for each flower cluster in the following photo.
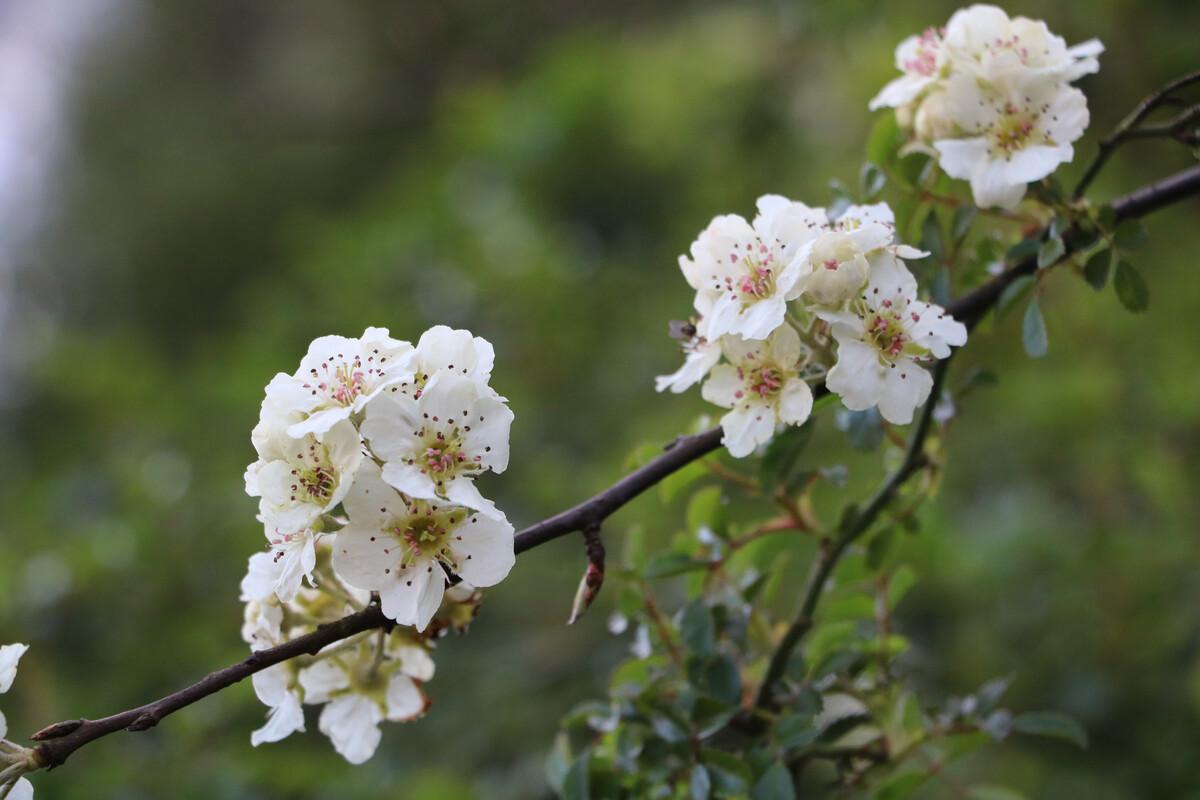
[658,196,966,455]
[241,325,513,762]
[869,4,1102,208]
[1,644,35,800]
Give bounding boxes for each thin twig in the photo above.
[1074,69,1200,198]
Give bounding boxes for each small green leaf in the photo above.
[1096,205,1118,231]
[760,421,815,491]
[952,206,977,242]
[702,749,753,794]
[775,713,819,750]
[836,407,883,452]
[995,274,1034,317]
[660,460,708,503]
[873,771,927,800]
[681,602,716,655]
[920,211,945,261]
[1022,299,1049,359]
[1012,711,1088,749]
[1037,236,1065,269]
[867,113,904,165]
[690,765,712,800]
[644,552,708,579]
[859,162,887,200]
[1082,248,1112,290]
[1006,237,1040,263]
[687,486,727,538]
[704,655,742,706]
[1114,260,1149,312]
[561,752,591,800]
[887,565,918,608]
[1113,219,1148,250]
[751,762,795,800]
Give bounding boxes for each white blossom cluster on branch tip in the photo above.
[658,197,967,455]
[0,644,34,800]
[241,325,513,762]
[869,4,1102,209]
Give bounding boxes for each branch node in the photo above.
[126,711,161,732]
[567,524,606,625]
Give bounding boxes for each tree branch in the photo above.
[1073,69,1200,198]
[753,360,950,709]
[24,162,1200,772]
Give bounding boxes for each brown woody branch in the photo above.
[26,162,1200,773]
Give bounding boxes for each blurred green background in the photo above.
[0,1,1197,797]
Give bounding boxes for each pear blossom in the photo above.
[250,663,306,747]
[798,203,906,306]
[819,254,966,424]
[934,70,1089,208]
[264,327,414,438]
[333,462,515,630]
[0,644,33,800]
[701,325,814,458]
[680,195,826,341]
[941,5,1102,83]
[245,411,363,531]
[361,375,512,519]
[386,325,497,401]
[869,26,946,112]
[298,635,433,764]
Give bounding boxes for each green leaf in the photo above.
[561,752,591,800]
[967,786,1028,800]
[1114,260,1149,312]
[775,713,819,750]
[859,162,887,200]
[873,771,927,800]
[1022,299,1049,359]
[867,113,904,165]
[920,211,945,261]
[952,206,977,242]
[687,486,727,538]
[1096,205,1118,231]
[681,602,716,655]
[995,274,1034,318]
[751,762,795,800]
[1012,711,1088,749]
[1113,219,1149,250]
[896,152,934,188]
[836,407,883,451]
[1006,237,1040,263]
[705,656,742,706]
[1037,235,1065,269]
[690,765,712,800]
[759,421,815,491]
[702,749,753,794]
[1082,248,1112,290]
[644,552,708,579]
[887,565,918,608]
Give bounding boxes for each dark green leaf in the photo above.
[873,771,927,800]
[681,602,716,655]
[952,206,977,242]
[687,486,727,538]
[1096,205,1118,231]
[995,274,1034,318]
[896,152,934,188]
[759,421,815,491]
[561,752,591,800]
[1006,237,1040,263]
[1082,248,1112,290]
[660,460,708,503]
[702,749,753,794]
[1022,299,1048,359]
[1114,260,1149,312]
[920,211,945,261]
[775,713,819,750]
[705,655,742,706]
[1113,220,1148,250]
[751,762,795,800]
[1012,711,1088,749]
[867,114,904,165]
[859,162,887,200]
[1037,236,1065,269]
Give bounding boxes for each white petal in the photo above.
[0,643,28,694]
[827,340,887,411]
[450,514,516,588]
[700,365,743,409]
[719,403,775,458]
[385,674,428,722]
[9,778,33,800]
[239,552,279,602]
[332,524,402,596]
[441,477,503,521]
[777,379,814,426]
[360,394,422,464]
[970,163,1026,210]
[877,361,934,425]
[318,695,384,765]
[655,342,722,394]
[298,660,350,705]
[342,461,401,528]
[934,137,989,181]
[251,691,305,746]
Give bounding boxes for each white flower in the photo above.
[240,593,284,650]
[680,195,826,341]
[820,254,966,424]
[387,325,497,401]
[298,636,432,764]
[798,203,903,306]
[332,462,515,630]
[0,644,33,800]
[361,375,512,519]
[869,27,946,111]
[941,5,1102,83]
[655,334,722,394]
[245,410,363,531]
[250,663,305,747]
[264,327,414,438]
[701,325,814,458]
[934,70,1088,209]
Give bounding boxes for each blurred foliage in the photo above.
[0,0,1198,798]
